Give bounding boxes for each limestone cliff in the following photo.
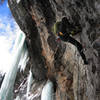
[8,0,100,100]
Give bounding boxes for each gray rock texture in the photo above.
[8,0,100,100]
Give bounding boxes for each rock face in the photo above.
[8,0,100,100]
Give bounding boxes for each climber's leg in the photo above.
[64,36,88,64]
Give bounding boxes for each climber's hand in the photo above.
[56,37,61,42]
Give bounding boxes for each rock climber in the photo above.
[52,17,88,64]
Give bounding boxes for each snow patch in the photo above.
[16,0,21,4]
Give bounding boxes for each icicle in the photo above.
[19,43,29,72]
[0,32,26,100]
[26,70,33,97]
[41,80,54,100]
[14,96,21,100]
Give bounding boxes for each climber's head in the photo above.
[52,17,69,36]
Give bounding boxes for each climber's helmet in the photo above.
[52,21,61,35]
